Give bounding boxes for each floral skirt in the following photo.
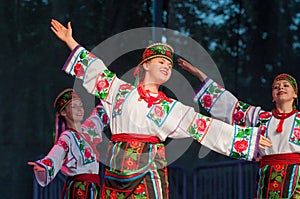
[61,173,101,199]
[256,153,300,199]
[102,134,169,199]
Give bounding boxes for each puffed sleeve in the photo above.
[33,133,70,187]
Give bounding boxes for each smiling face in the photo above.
[272,79,297,106]
[60,99,84,124]
[142,57,173,86]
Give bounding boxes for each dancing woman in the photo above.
[50,19,271,199]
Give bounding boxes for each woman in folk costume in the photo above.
[28,88,109,199]
[50,19,271,199]
[178,58,300,198]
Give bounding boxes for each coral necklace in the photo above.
[272,109,297,133]
[137,84,172,107]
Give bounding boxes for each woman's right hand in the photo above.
[27,161,46,172]
[50,19,79,51]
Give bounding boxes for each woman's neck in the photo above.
[275,103,294,113]
[142,82,159,93]
[66,122,82,133]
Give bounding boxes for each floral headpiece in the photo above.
[53,88,80,113]
[133,43,174,86]
[139,43,174,65]
[273,73,298,95]
[52,88,80,144]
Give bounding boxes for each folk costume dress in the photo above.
[33,104,109,199]
[62,45,263,199]
[195,77,300,198]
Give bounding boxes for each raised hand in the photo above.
[27,161,46,172]
[177,58,207,81]
[50,19,79,51]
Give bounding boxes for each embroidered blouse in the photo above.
[194,78,300,156]
[33,104,109,187]
[61,45,264,161]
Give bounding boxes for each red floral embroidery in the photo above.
[203,94,213,108]
[74,63,84,77]
[234,140,248,152]
[166,51,172,57]
[143,49,153,59]
[114,98,124,111]
[270,181,281,191]
[84,120,95,129]
[293,128,300,140]
[273,164,284,172]
[58,140,69,152]
[124,158,137,170]
[119,84,133,90]
[233,111,244,122]
[259,111,271,119]
[129,141,141,148]
[135,184,145,194]
[154,105,164,118]
[196,118,207,132]
[41,158,53,167]
[75,188,85,199]
[109,191,117,199]
[84,147,92,159]
[96,79,109,91]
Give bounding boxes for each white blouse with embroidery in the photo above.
[34,104,108,187]
[194,78,300,156]
[61,46,263,161]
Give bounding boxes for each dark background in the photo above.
[2,0,300,198]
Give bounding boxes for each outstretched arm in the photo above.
[50,19,79,51]
[177,58,207,82]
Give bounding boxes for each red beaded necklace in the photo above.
[272,109,297,133]
[137,84,172,107]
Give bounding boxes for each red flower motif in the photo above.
[293,128,300,140]
[109,191,117,199]
[270,181,281,191]
[75,188,85,198]
[84,147,92,159]
[96,79,109,91]
[75,133,81,140]
[119,84,133,91]
[135,184,145,194]
[202,94,213,108]
[129,141,141,148]
[233,111,244,122]
[124,158,137,170]
[58,140,69,152]
[234,140,248,153]
[273,164,284,172]
[41,158,53,167]
[166,51,172,57]
[83,120,96,129]
[196,118,207,132]
[114,98,124,111]
[154,105,164,118]
[259,111,271,119]
[143,49,153,59]
[74,63,84,77]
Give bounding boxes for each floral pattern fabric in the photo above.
[63,46,264,198]
[195,78,300,198]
